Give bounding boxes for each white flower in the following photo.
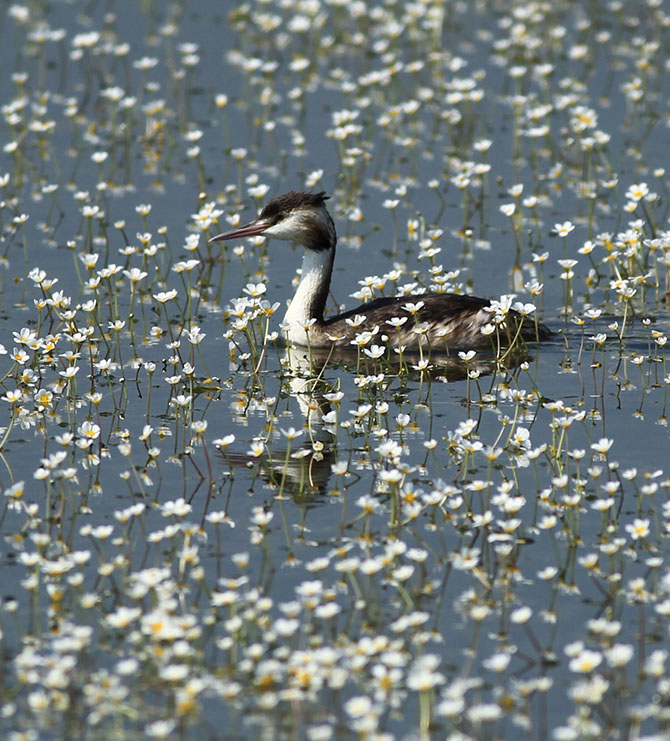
[605,644,634,667]
[591,438,613,454]
[569,649,602,673]
[483,653,511,672]
[344,695,372,718]
[625,518,649,540]
[554,221,575,237]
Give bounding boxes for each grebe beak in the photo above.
[209,220,269,243]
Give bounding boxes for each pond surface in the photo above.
[1,1,670,739]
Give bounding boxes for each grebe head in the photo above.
[210,191,336,252]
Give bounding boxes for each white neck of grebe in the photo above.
[283,247,334,344]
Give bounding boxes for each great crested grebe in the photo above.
[211,191,552,351]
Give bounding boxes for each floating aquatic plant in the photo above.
[0,1,669,739]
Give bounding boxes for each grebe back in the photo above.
[211,191,552,351]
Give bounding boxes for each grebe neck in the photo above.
[283,247,335,343]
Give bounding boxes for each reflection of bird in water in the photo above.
[211,191,552,351]
[217,345,527,502]
[220,354,337,501]
[222,444,335,503]
[285,342,525,380]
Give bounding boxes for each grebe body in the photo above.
[211,191,552,351]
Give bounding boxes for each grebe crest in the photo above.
[211,191,552,352]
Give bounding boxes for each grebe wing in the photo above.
[323,292,491,327]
